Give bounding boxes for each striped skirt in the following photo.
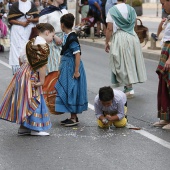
[0,62,51,131]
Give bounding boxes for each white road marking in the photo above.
[88,103,170,149]
[0,60,12,69]
[1,60,170,149]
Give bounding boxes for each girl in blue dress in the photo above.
[55,13,88,127]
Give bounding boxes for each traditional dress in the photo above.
[156,18,170,121]
[55,32,88,114]
[107,4,147,87]
[39,5,68,102]
[8,0,39,75]
[0,36,51,132]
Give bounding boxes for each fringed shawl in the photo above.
[8,1,39,21]
[26,38,50,71]
[156,42,170,94]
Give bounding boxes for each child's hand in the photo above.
[105,115,113,121]
[54,36,62,45]
[105,43,110,53]
[164,58,170,71]
[34,82,43,87]
[20,21,30,27]
[73,72,80,79]
[161,18,167,24]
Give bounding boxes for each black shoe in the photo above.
[60,118,70,125]
[64,118,79,127]
[18,128,31,135]
[151,33,158,41]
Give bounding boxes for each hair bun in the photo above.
[36,23,44,30]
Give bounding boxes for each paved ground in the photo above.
[0,45,170,170]
[0,2,169,170]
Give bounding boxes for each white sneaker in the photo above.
[30,131,50,136]
[126,89,134,99]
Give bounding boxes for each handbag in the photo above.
[43,71,63,115]
[134,18,149,44]
[29,26,39,40]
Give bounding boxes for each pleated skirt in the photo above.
[110,30,147,87]
[55,56,88,114]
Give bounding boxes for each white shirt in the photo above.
[94,89,127,120]
[162,22,170,42]
[39,9,68,33]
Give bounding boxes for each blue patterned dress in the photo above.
[55,32,88,114]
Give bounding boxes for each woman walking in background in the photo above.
[105,0,147,98]
[55,13,88,127]
[0,23,55,136]
[8,0,39,74]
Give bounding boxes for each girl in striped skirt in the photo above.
[0,23,55,135]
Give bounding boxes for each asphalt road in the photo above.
[0,44,170,170]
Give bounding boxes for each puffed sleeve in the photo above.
[69,41,81,55]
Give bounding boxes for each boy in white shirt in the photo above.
[94,86,127,128]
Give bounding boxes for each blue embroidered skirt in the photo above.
[55,56,88,114]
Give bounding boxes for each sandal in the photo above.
[162,123,170,130]
[153,120,169,127]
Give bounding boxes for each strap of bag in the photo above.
[46,76,59,103]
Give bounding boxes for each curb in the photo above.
[79,39,160,61]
